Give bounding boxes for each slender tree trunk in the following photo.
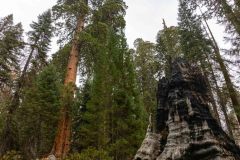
[234,0,240,9]
[206,56,234,138]
[212,38,240,123]
[51,16,85,159]
[218,0,240,35]
[200,10,234,138]
[201,10,240,123]
[10,45,36,111]
[0,44,36,156]
[207,56,240,145]
[200,61,221,125]
[162,19,173,79]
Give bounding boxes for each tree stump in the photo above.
[134,58,240,160]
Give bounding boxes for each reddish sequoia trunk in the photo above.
[51,17,84,159]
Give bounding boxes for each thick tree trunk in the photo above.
[50,16,84,159]
[134,58,240,160]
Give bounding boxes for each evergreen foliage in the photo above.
[1,0,240,159]
[17,65,61,159]
[189,0,240,55]
[65,147,112,160]
[0,10,54,157]
[51,44,71,83]
[52,0,89,44]
[0,15,24,88]
[178,0,211,62]
[133,38,158,118]
[27,9,53,71]
[71,1,146,159]
[156,23,181,77]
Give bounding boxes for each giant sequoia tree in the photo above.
[50,0,88,158]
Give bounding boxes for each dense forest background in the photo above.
[0,0,240,159]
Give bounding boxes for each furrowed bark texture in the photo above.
[51,17,84,159]
[134,58,240,160]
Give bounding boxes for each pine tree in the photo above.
[156,21,181,78]
[201,12,240,129]
[178,0,240,142]
[27,10,53,72]
[177,0,224,126]
[0,11,53,156]
[190,0,240,35]
[0,14,24,88]
[133,38,158,127]
[0,15,23,149]
[17,65,61,159]
[71,1,145,159]
[189,0,240,55]
[178,0,211,62]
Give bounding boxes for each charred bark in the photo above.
[134,58,240,160]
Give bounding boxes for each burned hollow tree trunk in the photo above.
[134,58,240,160]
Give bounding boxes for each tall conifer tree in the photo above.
[0,14,23,88]
[17,65,61,159]
[177,0,224,125]
[51,0,88,158]
[0,11,53,156]
[71,1,145,159]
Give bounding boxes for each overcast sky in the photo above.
[0,0,226,52]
